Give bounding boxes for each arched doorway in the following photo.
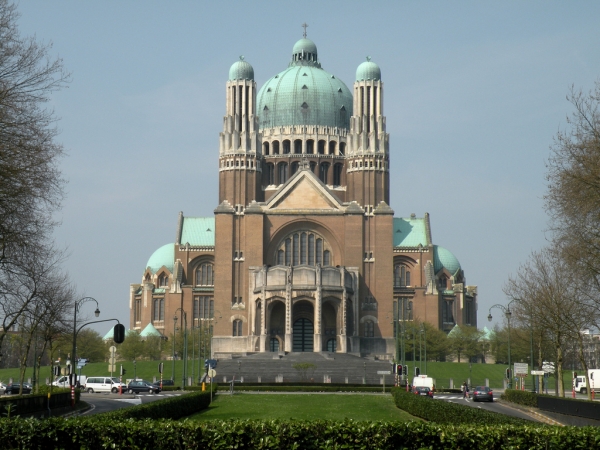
[326,338,337,352]
[270,338,280,352]
[293,318,314,352]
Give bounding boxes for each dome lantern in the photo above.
[228,56,254,81]
[356,56,381,82]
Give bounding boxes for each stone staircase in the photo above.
[209,352,394,385]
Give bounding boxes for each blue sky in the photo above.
[16,1,600,333]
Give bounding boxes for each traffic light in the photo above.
[396,364,401,375]
[573,372,578,379]
[114,324,125,344]
[53,365,60,376]
[414,367,420,377]
[120,365,126,376]
[402,365,408,376]
[505,368,511,379]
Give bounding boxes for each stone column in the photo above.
[339,266,347,353]
[259,266,267,352]
[284,266,293,352]
[314,265,322,352]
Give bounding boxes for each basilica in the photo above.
[129,36,478,358]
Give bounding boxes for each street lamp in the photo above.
[488,299,515,388]
[72,297,100,372]
[174,308,188,388]
[133,359,136,380]
[172,315,177,381]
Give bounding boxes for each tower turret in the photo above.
[219,56,263,207]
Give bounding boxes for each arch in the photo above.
[158,272,169,287]
[265,163,275,185]
[306,139,314,154]
[360,315,378,324]
[363,320,374,337]
[329,141,336,155]
[326,339,337,352]
[230,314,248,323]
[272,229,335,267]
[273,140,280,155]
[290,161,300,176]
[267,220,342,268]
[263,141,270,156]
[233,319,243,336]
[394,264,411,288]
[194,261,214,286]
[339,142,346,155]
[293,318,314,352]
[282,139,291,154]
[319,163,330,184]
[318,140,326,154]
[270,337,281,352]
[333,163,343,186]
[278,162,288,184]
[294,139,302,154]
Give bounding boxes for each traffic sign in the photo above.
[108,365,115,372]
[208,369,216,378]
[109,357,116,365]
[377,371,391,375]
[514,363,528,375]
[531,370,545,376]
[109,346,117,354]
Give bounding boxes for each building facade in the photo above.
[129,37,478,358]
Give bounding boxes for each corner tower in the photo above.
[219,57,263,207]
[347,58,390,207]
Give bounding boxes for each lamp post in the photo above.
[72,297,100,373]
[174,308,188,388]
[172,315,177,381]
[488,299,515,388]
[133,359,137,380]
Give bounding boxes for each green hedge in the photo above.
[501,388,538,407]
[1,418,600,449]
[221,385,384,393]
[99,389,214,420]
[391,387,529,426]
[0,388,79,416]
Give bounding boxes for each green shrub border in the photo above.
[2,418,600,449]
[500,388,538,407]
[222,385,384,393]
[391,387,529,426]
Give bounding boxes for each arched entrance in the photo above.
[293,318,314,352]
[326,338,337,352]
[270,338,280,352]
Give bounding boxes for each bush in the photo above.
[221,385,383,393]
[100,390,212,420]
[501,388,538,407]
[391,387,529,426]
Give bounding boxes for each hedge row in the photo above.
[100,389,214,420]
[2,418,600,449]
[500,388,538,407]
[391,387,529,426]
[0,387,79,416]
[221,385,384,393]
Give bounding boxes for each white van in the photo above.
[84,376,127,393]
[573,369,600,394]
[52,375,87,388]
[412,375,434,390]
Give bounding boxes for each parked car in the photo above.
[127,380,160,394]
[152,379,174,388]
[5,383,32,395]
[84,377,127,393]
[472,386,494,402]
[0,383,6,395]
[412,386,434,398]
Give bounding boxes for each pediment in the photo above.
[266,170,343,212]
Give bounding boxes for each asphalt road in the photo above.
[79,392,182,416]
[433,392,539,422]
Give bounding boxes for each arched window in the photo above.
[333,163,343,186]
[270,338,280,352]
[278,163,288,184]
[158,273,169,287]
[394,265,411,287]
[329,141,336,154]
[319,163,330,184]
[364,320,374,337]
[318,140,326,154]
[276,231,333,267]
[233,319,243,336]
[294,139,302,154]
[306,139,314,154]
[195,263,214,286]
[291,161,300,176]
[339,142,346,155]
[153,298,165,321]
[326,339,337,352]
[439,276,448,289]
[283,140,291,154]
[266,163,275,185]
[263,142,270,155]
[273,140,280,155]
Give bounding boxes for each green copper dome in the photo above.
[356,57,381,81]
[257,39,352,129]
[229,56,254,81]
[433,245,461,275]
[146,243,174,274]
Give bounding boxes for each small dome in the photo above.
[146,243,174,274]
[293,38,317,56]
[356,57,381,81]
[229,56,254,81]
[433,245,461,275]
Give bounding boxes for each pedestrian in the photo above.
[462,381,468,398]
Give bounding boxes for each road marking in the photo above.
[115,398,142,405]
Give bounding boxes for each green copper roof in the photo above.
[180,217,215,246]
[480,326,494,341]
[393,217,428,247]
[146,243,174,274]
[356,57,381,81]
[103,327,114,340]
[140,323,162,337]
[229,56,254,81]
[433,245,461,275]
[257,39,352,129]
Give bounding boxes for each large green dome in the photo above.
[146,243,174,274]
[433,245,461,275]
[257,39,353,130]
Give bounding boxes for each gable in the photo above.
[266,170,343,212]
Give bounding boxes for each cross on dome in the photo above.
[301,22,308,38]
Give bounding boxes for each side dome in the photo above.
[229,56,254,81]
[433,245,461,275]
[356,57,381,81]
[146,243,174,274]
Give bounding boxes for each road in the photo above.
[433,392,539,422]
[79,392,183,416]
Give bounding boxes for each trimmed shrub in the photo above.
[391,387,529,426]
[100,389,213,420]
[501,388,538,407]
[223,385,384,393]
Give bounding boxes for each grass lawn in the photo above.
[189,393,416,422]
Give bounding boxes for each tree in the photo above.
[447,325,483,363]
[0,0,69,266]
[118,330,144,361]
